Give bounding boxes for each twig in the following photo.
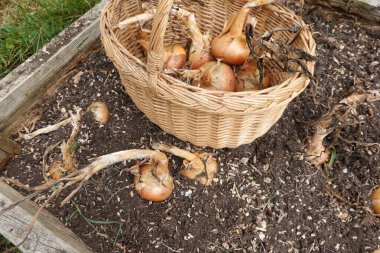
[324,183,373,214]
[22,118,71,140]
[245,22,316,80]
[0,190,42,216]
[61,109,82,172]
[106,184,133,203]
[160,241,184,252]
[339,136,380,148]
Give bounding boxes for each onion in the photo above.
[211,7,251,65]
[151,143,218,186]
[371,187,380,215]
[139,39,186,70]
[184,61,236,92]
[131,152,174,202]
[181,152,218,186]
[88,101,109,124]
[176,9,214,69]
[163,45,187,69]
[236,58,271,91]
[48,161,65,180]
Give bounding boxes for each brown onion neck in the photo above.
[229,7,251,36]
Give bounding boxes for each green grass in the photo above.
[0,234,22,253]
[0,0,100,78]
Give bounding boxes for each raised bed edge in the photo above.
[0,182,93,253]
[0,0,108,133]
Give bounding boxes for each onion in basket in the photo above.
[176,8,214,69]
[184,61,236,92]
[139,39,186,70]
[211,7,251,65]
[236,58,271,91]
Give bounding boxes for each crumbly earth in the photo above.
[2,4,380,253]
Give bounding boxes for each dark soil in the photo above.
[2,4,380,253]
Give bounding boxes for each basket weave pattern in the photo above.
[100,0,316,148]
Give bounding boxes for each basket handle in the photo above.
[147,0,174,95]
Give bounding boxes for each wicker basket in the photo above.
[100,0,316,148]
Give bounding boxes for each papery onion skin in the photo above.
[140,39,186,70]
[371,187,380,215]
[211,7,251,65]
[133,161,174,202]
[181,153,218,185]
[236,59,271,91]
[48,161,65,180]
[211,36,250,65]
[177,11,214,69]
[163,45,187,69]
[189,40,215,70]
[198,61,237,92]
[89,101,109,124]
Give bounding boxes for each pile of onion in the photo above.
[137,5,273,92]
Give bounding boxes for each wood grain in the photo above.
[309,0,380,22]
[0,182,93,253]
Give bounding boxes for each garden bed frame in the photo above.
[0,1,108,252]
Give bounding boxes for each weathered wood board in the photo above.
[308,0,380,22]
[0,182,93,253]
[0,133,21,169]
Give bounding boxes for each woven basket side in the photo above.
[100,0,316,148]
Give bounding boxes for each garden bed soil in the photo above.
[2,4,380,253]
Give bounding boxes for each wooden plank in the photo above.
[0,133,21,155]
[0,133,20,169]
[309,0,380,22]
[0,150,11,169]
[0,182,93,253]
[0,0,108,132]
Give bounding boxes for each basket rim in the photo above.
[100,1,317,113]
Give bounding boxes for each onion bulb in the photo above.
[181,152,218,185]
[88,102,109,124]
[184,61,236,92]
[176,9,214,69]
[211,7,251,65]
[48,161,65,180]
[371,187,380,215]
[139,39,186,70]
[151,143,218,186]
[131,152,174,202]
[236,58,271,91]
